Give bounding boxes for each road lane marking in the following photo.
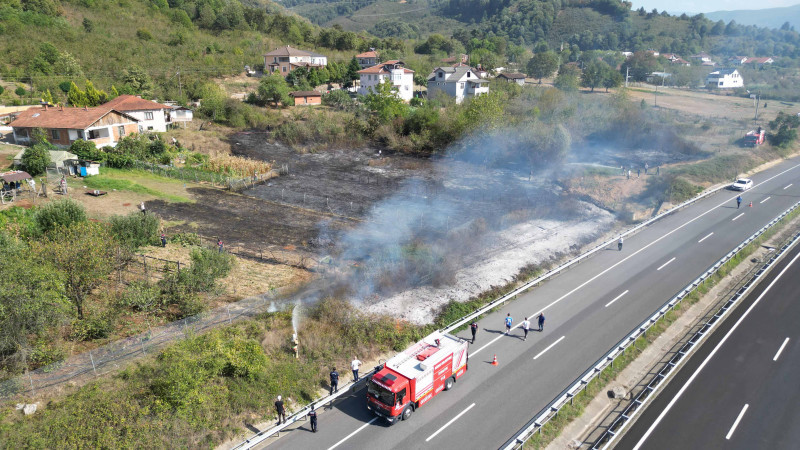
[656,257,676,271]
[726,404,749,440]
[773,337,790,361]
[472,163,800,357]
[533,336,565,360]
[605,290,629,308]
[732,213,745,221]
[633,247,800,450]
[784,183,793,190]
[760,196,771,204]
[425,403,475,442]
[327,417,378,450]
[698,232,714,243]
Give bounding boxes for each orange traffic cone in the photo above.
[749,201,753,207]
[491,354,498,366]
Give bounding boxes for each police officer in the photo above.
[329,367,339,395]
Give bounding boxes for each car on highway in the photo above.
[730,178,753,191]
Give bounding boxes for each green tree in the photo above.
[69,139,102,161]
[345,57,361,88]
[554,66,580,92]
[34,198,87,234]
[257,71,292,107]
[602,67,624,92]
[768,111,800,148]
[35,221,117,319]
[122,65,153,95]
[363,79,409,123]
[622,51,660,82]
[581,60,608,92]
[21,144,52,177]
[526,51,560,83]
[67,82,87,107]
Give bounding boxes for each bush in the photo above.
[109,212,160,250]
[69,139,103,161]
[169,231,201,247]
[117,281,161,311]
[21,144,51,176]
[182,247,234,292]
[69,315,114,341]
[136,29,153,40]
[34,198,87,234]
[15,86,26,97]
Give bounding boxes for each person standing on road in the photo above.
[351,357,362,382]
[505,313,513,334]
[308,404,318,432]
[618,236,624,251]
[521,317,530,341]
[329,367,339,395]
[275,395,286,425]
[736,195,742,209]
[537,313,545,332]
[470,321,478,344]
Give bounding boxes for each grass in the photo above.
[80,168,192,203]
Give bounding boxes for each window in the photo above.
[467,71,471,78]
[145,111,154,120]
[51,129,60,140]
[118,126,126,137]
[88,129,100,140]
[459,83,464,89]
[282,66,287,72]
[439,72,443,78]
[77,130,84,140]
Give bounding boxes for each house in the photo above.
[496,72,526,86]
[661,54,691,66]
[356,49,380,69]
[729,56,749,65]
[357,60,415,102]
[264,46,327,75]
[745,57,775,66]
[453,62,489,78]
[706,68,744,89]
[101,95,172,132]
[169,106,193,127]
[290,91,322,106]
[9,104,139,148]
[691,52,713,63]
[427,66,489,104]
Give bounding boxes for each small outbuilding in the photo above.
[496,73,526,86]
[290,91,322,106]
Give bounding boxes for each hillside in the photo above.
[706,4,800,30]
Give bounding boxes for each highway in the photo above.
[263,157,800,450]
[615,232,800,450]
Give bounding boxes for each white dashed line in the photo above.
[784,183,793,190]
[732,213,745,221]
[605,290,629,308]
[773,337,790,362]
[327,417,378,450]
[533,336,565,360]
[698,232,714,243]
[726,404,749,440]
[425,403,475,442]
[656,257,676,271]
[760,196,771,204]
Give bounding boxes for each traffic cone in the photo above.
[491,354,498,366]
[749,201,753,207]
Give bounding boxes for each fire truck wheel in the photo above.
[444,377,455,391]
[401,405,414,421]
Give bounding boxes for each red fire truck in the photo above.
[366,331,468,424]
[744,129,765,147]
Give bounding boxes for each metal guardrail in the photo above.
[501,199,800,450]
[229,183,731,449]
[588,229,800,449]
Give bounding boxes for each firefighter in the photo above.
[329,368,339,395]
[275,395,286,425]
[308,404,318,432]
[470,321,478,344]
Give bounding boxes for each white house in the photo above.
[169,106,193,127]
[264,46,327,75]
[356,49,380,69]
[706,68,744,89]
[9,105,139,148]
[102,95,172,132]
[357,60,415,102]
[426,66,489,104]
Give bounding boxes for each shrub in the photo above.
[182,247,234,292]
[117,281,161,311]
[34,198,87,234]
[69,139,103,161]
[170,231,201,247]
[21,144,51,176]
[109,212,160,250]
[14,86,26,96]
[136,29,153,40]
[69,315,114,341]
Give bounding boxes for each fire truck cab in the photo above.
[367,331,468,424]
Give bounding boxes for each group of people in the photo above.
[621,163,659,180]
[468,312,546,344]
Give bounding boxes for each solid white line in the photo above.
[605,290,629,308]
[726,404,749,440]
[471,163,800,357]
[732,213,745,221]
[632,246,800,450]
[698,232,714,243]
[784,183,793,190]
[425,403,475,442]
[760,196,771,204]
[773,337,790,361]
[656,257,676,271]
[327,417,378,450]
[534,336,565,360]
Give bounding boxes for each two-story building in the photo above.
[426,66,489,104]
[10,104,139,148]
[101,95,172,132]
[356,49,380,69]
[706,68,744,89]
[264,46,327,75]
[357,60,415,102]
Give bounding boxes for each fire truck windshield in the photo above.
[368,380,395,406]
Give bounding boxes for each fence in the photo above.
[117,253,182,285]
[500,198,800,449]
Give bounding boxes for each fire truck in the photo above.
[366,331,468,424]
[744,128,765,147]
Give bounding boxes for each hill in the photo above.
[705,4,800,30]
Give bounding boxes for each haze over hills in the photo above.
[705,4,800,30]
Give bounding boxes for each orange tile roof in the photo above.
[356,51,379,58]
[9,106,138,129]
[357,61,414,74]
[102,94,170,111]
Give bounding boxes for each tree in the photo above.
[554,65,580,92]
[67,82,87,107]
[768,111,800,148]
[34,198,87,234]
[602,68,624,92]
[35,221,117,319]
[345,57,361,88]
[621,51,660,82]
[69,139,102,160]
[21,144,52,177]
[527,52,560,83]
[364,79,409,123]
[257,71,292,106]
[122,65,153,95]
[581,61,607,92]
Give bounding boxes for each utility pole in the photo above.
[625,67,630,88]
[654,84,657,107]
[754,91,760,121]
[177,70,182,99]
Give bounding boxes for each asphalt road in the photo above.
[615,231,800,450]
[264,158,800,450]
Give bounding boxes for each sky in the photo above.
[632,0,799,13]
